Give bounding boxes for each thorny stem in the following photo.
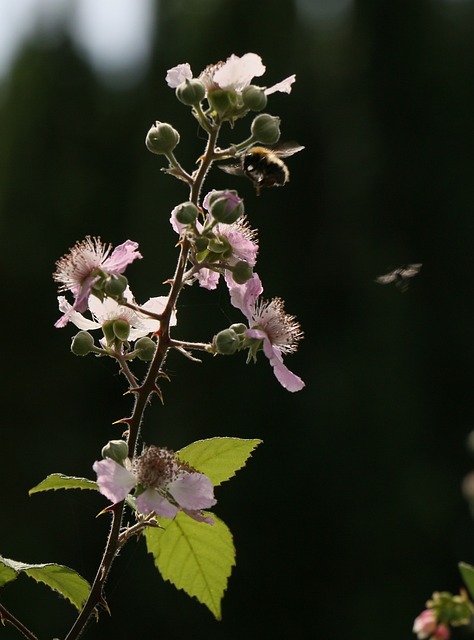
[0,603,39,640]
[170,339,212,352]
[63,122,222,640]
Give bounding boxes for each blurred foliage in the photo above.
[1,0,474,638]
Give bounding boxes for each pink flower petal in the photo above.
[102,240,142,274]
[246,329,305,392]
[93,458,136,504]
[168,473,216,511]
[226,272,263,317]
[136,488,179,518]
[197,268,220,290]
[183,509,215,525]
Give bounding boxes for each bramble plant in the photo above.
[0,53,305,639]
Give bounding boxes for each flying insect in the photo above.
[219,142,305,195]
[375,263,423,292]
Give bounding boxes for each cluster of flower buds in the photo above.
[166,52,295,125]
[413,590,474,640]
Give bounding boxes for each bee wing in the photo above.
[273,142,305,158]
[375,272,398,285]
[219,163,246,177]
[400,263,422,278]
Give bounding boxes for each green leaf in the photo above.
[0,556,90,610]
[29,473,98,495]
[145,513,235,619]
[459,562,474,600]
[177,437,262,486]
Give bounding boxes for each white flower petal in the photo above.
[57,296,100,331]
[265,74,296,95]
[213,53,265,91]
[166,63,193,88]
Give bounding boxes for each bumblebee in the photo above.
[219,142,305,195]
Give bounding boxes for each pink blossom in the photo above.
[227,275,305,392]
[413,610,449,640]
[54,237,142,328]
[93,446,216,525]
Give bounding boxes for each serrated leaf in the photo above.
[0,556,90,610]
[177,437,262,486]
[459,562,474,600]
[29,473,98,495]
[145,513,235,619]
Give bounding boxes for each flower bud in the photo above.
[242,85,268,111]
[173,201,199,225]
[101,439,129,464]
[250,113,281,145]
[231,260,253,284]
[230,323,247,335]
[214,328,241,355]
[134,336,157,361]
[102,320,116,345]
[193,236,209,253]
[208,190,244,224]
[104,274,128,297]
[71,331,94,356]
[146,121,180,155]
[207,89,237,117]
[208,236,231,255]
[176,78,206,105]
[113,319,130,342]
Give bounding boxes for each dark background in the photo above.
[2,0,474,638]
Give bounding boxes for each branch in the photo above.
[0,602,39,640]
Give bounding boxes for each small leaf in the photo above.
[459,562,474,600]
[0,556,90,610]
[177,437,262,486]
[145,513,235,619]
[29,473,98,495]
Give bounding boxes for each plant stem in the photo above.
[0,602,39,640]
[63,119,222,640]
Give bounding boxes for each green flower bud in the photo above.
[176,78,206,106]
[101,439,129,464]
[214,328,241,355]
[230,323,247,335]
[208,236,231,254]
[173,201,199,225]
[231,260,253,285]
[209,190,244,224]
[146,121,180,155]
[134,336,156,361]
[102,320,116,345]
[207,89,238,117]
[250,113,281,145]
[193,236,209,253]
[71,331,95,356]
[104,274,128,297]
[113,319,130,342]
[242,85,268,111]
